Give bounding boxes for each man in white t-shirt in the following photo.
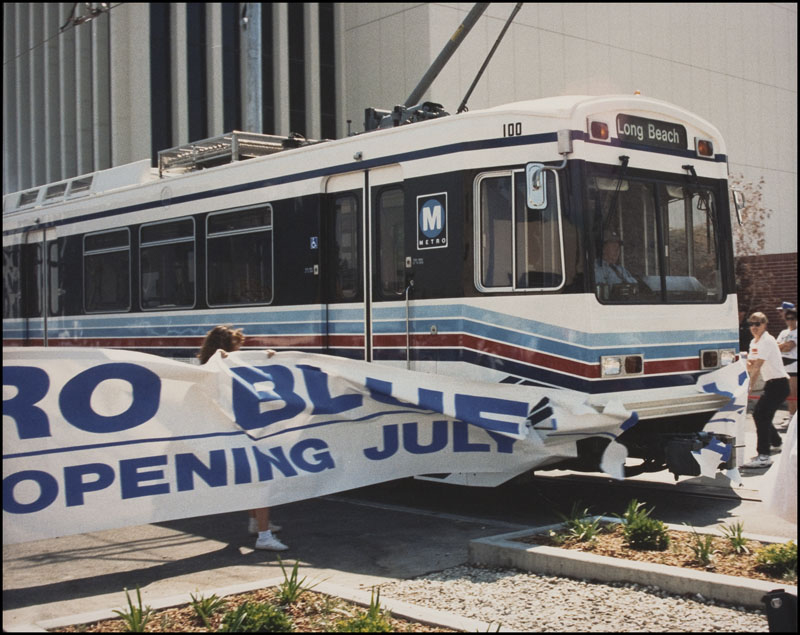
[743,312,791,468]
[776,308,797,428]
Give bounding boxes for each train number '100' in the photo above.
[503,122,522,137]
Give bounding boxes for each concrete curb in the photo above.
[469,519,797,609]
[5,576,498,633]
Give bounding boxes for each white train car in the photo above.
[3,94,741,477]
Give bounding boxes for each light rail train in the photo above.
[3,94,742,476]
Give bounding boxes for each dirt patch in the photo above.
[516,523,796,584]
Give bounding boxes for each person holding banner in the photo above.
[776,308,797,429]
[742,313,790,469]
[198,325,288,551]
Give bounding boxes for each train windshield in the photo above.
[587,165,723,304]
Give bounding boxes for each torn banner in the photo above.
[3,347,638,545]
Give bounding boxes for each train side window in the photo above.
[21,244,43,318]
[477,174,513,289]
[48,238,67,316]
[514,171,564,290]
[2,246,21,319]
[476,170,564,292]
[207,205,273,306]
[140,218,195,310]
[84,229,131,313]
[331,194,360,301]
[376,188,405,297]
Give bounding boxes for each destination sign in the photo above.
[616,114,687,150]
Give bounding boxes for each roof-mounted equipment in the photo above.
[158,131,322,177]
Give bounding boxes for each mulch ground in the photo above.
[517,523,795,584]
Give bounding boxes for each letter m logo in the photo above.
[417,193,448,249]
[422,204,442,233]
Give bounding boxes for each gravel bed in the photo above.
[378,565,769,632]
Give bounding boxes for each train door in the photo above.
[322,165,406,365]
[323,172,366,360]
[368,165,407,367]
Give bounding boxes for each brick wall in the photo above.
[736,252,798,336]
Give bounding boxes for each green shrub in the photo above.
[334,588,393,632]
[218,600,293,632]
[558,501,604,542]
[276,557,321,605]
[615,498,670,551]
[623,515,670,551]
[755,541,797,580]
[685,524,716,566]
[189,592,227,628]
[719,521,750,555]
[615,498,652,526]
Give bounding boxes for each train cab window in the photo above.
[330,194,360,301]
[140,218,195,310]
[84,229,131,313]
[476,170,564,292]
[207,205,273,306]
[376,188,405,297]
[588,166,723,304]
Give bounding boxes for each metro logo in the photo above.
[417,193,448,249]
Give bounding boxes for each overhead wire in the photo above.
[3,3,122,68]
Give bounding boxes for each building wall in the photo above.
[3,2,341,196]
[3,2,797,273]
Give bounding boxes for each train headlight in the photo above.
[601,354,644,377]
[719,349,736,366]
[601,356,622,376]
[701,349,736,369]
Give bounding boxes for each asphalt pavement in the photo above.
[3,409,796,631]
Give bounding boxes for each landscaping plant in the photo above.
[276,556,321,605]
[217,600,293,632]
[557,501,604,543]
[334,587,393,632]
[719,521,750,555]
[188,591,227,628]
[617,499,670,551]
[112,585,153,633]
[685,524,717,566]
[755,540,797,581]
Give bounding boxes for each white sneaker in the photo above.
[248,517,258,535]
[248,518,282,535]
[741,454,772,469]
[254,532,288,551]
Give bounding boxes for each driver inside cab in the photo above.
[595,230,636,286]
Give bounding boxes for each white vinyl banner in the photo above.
[2,348,745,545]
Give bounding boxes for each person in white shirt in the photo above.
[776,308,797,427]
[595,231,636,286]
[743,312,790,468]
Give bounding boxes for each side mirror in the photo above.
[732,189,745,226]
[526,163,547,209]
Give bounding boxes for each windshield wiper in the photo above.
[602,155,630,232]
